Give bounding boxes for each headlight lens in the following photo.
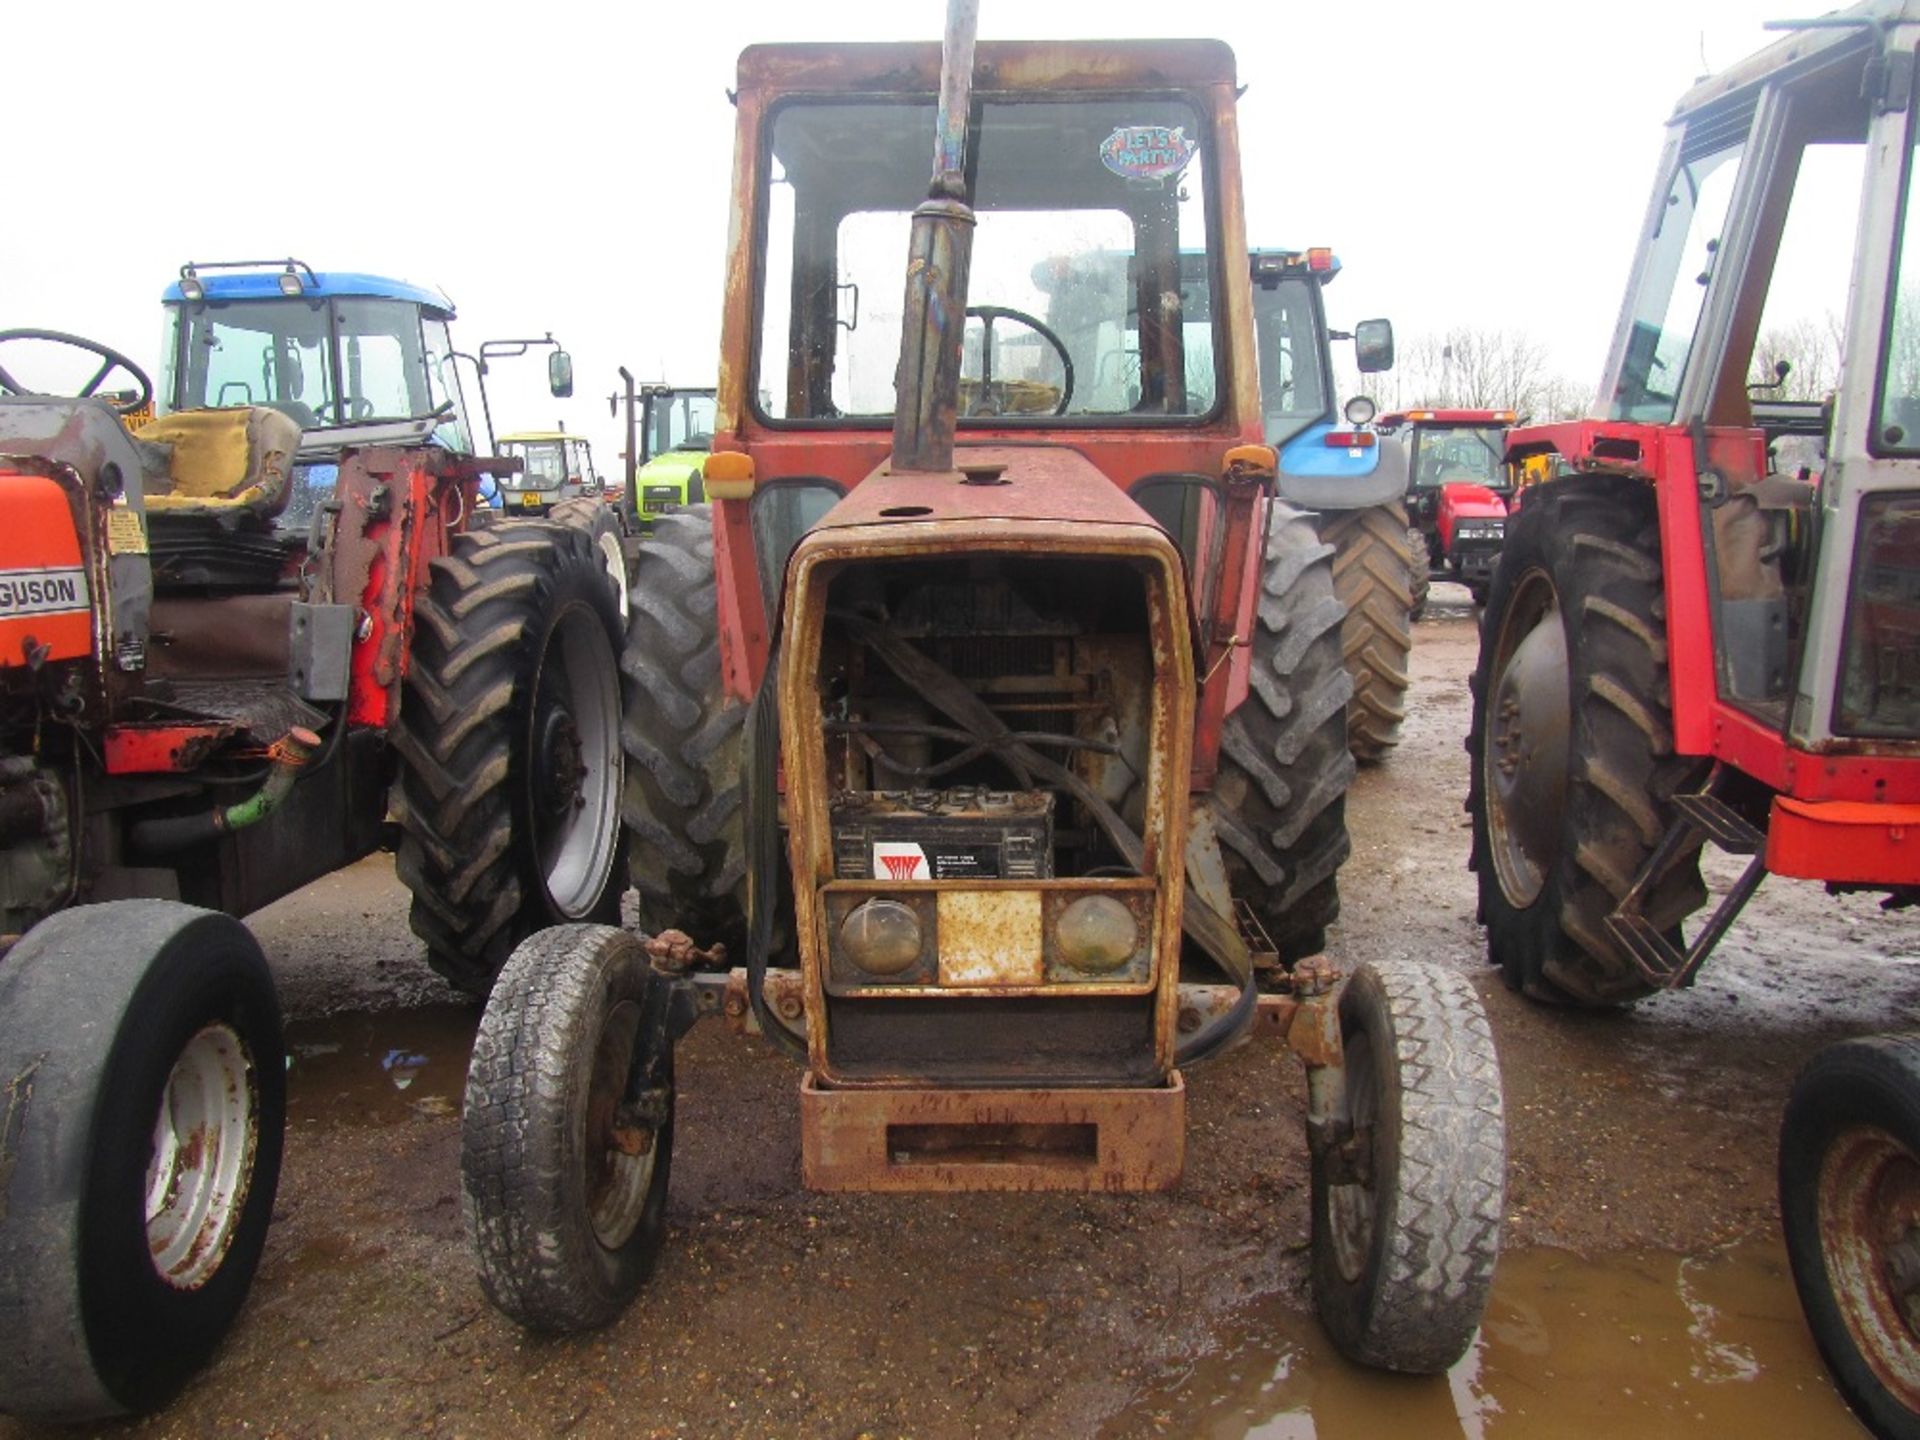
[1055,895,1139,974]
[840,898,923,976]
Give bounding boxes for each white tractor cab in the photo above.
[495,430,605,516]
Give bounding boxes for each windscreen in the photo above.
[757,96,1216,424]
[1411,427,1505,488]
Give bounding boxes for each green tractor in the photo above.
[612,376,715,527]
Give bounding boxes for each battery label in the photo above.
[0,568,89,618]
[871,841,1008,881]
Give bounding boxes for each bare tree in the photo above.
[1750,312,1846,401]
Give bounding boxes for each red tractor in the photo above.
[0,267,628,1420]
[1380,408,1515,610]
[459,9,1506,1378]
[1464,10,1919,1434]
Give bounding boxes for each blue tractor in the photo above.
[1253,247,1410,762]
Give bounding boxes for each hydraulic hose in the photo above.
[130,726,322,855]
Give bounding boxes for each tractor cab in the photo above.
[494,431,600,516]
[634,384,716,517]
[1381,407,1516,601]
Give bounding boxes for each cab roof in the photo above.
[161,270,455,316]
[498,431,584,445]
[735,39,1236,94]
[1381,409,1518,428]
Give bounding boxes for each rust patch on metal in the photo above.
[800,1071,1185,1193]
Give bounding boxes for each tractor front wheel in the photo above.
[1466,478,1705,1006]
[0,902,285,1421]
[393,521,627,997]
[1309,959,1504,1373]
[551,497,631,623]
[1781,1035,1920,1440]
[463,925,675,1332]
[1204,499,1354,961]
[1315,501,1415,763]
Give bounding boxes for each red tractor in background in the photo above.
[1381,407,1516,610]
[0,265,628,1421]
[459,9,1505,1381]
[1464,9,1919,1434]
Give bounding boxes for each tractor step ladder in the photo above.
[1607,765,1770,991]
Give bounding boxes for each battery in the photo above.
[830,787,1054,882]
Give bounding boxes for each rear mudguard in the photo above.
[1275,421,1408,511]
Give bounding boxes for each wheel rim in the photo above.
[1327,1025,1379,1285]
[594,531,630,623]
[1817,1124,1920,1410]
[530,605,623,916]
[145,1022,259,1290]
[1484,568,1571,909]
[584,999,657,1250]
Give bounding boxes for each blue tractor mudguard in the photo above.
[1276,421,1408,512]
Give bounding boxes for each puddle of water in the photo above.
[284,1004,477,1126]
[1105,1244,1859,1439]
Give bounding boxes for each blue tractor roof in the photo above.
[161,270,455,316]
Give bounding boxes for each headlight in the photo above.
[1054,895,1139,974]
[839,898,923,976]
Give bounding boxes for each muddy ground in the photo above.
[14,586,1916,1438]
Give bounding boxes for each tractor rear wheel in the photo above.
[620,505,750,960]
[1205,499,1354,961]
[551,497,631,623]
[1316,502,1414,763]
[1310,959,1504,1373]
[393,521,627,997]
[1408,526,1432,621]
[1781,1034,1920,1440]
[0,902,284,1421]
[1466,478,1705,1006]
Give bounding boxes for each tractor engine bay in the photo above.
[815,554,1156,885]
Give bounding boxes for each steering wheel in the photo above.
[964,305,1075,417]
[0,329,154,417]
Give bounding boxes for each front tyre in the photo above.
[462,925,675,1332]
[1781,1036,1920,1440]
[393,522,627,997]
[0,902,285,1421]
[1466,478,1705,1006]
[1310,960,1504,1373]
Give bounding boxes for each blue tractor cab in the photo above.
[159,261,477,458]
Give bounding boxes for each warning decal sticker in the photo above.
[873,843,929,881]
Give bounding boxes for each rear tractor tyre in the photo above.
[0,901,285,1421]
[1781,1034,1920,1440]
[1315,501,1415,763]
[551,496,631,623]
[1204,499,1354,961]
[1310,959,1504,1373]
[620,504,750,960]
[1466,478,1705,1007]
[393,521,627,997]
[462,925,675,1333]
[1408,526,1432,621]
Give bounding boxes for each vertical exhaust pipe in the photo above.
[889,0,980,475]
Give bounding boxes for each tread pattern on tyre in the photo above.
[392,521,619,995]
[1206,499,1355,960]
[1467,478,1706,1006]
[462,925,662,1333]
[1316,502,1415,762]
[1408,525,1432,620]
[619,505,749,957]
[1321,960,1505,1373]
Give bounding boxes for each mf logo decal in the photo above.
[0,568,89,619]
[873,843,928,881]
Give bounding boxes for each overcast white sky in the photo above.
[6,0,1789,456]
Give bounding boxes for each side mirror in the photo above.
[1354,319,1394,374]
[549,350,575,399]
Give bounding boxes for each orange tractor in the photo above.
[1465,9,1920,1434]
[459,6,1506,1377]
[0,268,627,1420]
